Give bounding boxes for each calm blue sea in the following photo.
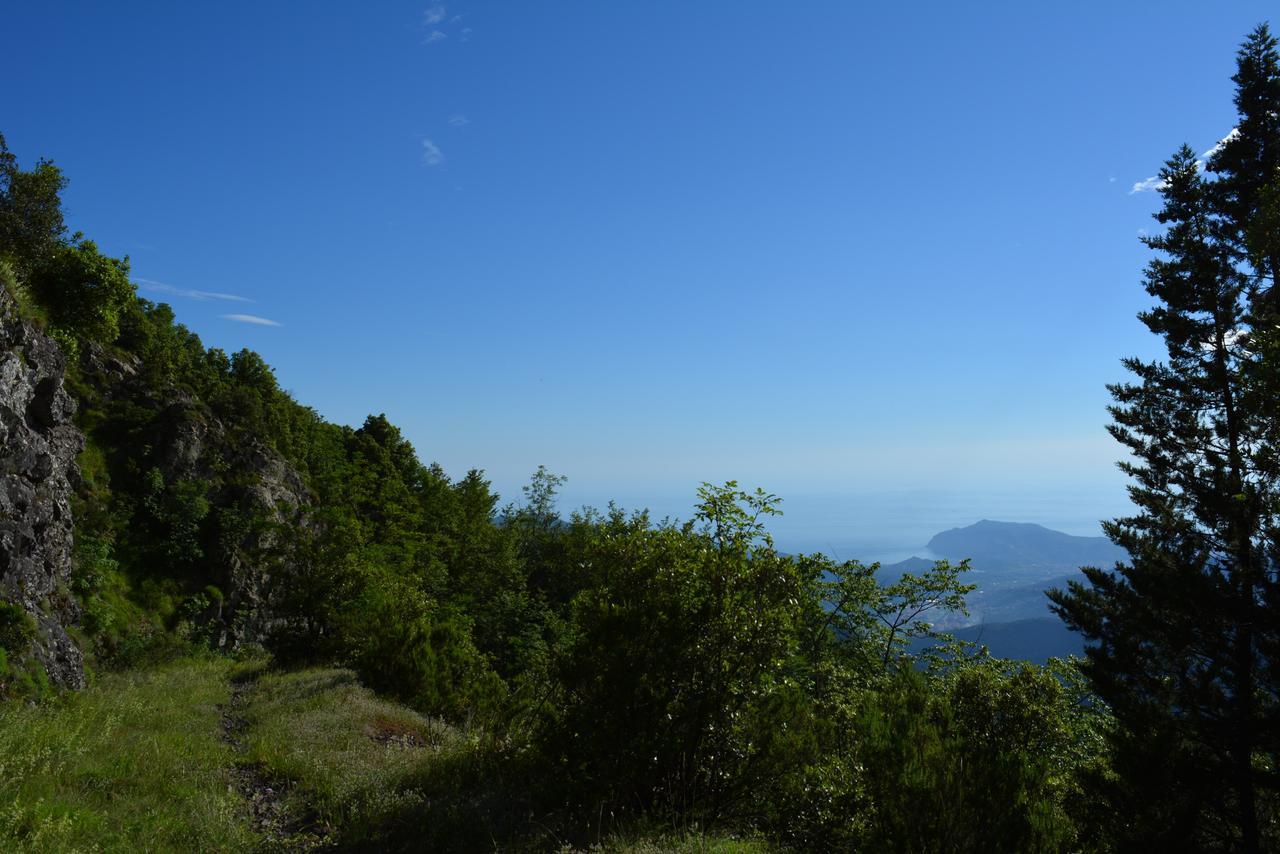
[766,488,1133,563]
[560,485,1133,565]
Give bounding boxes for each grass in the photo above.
[237,666,774,852]
[0,656,775,852]
[600,836,771,853]
[239,664,542,850]
[237,665,467,845]
[0,655,255,853]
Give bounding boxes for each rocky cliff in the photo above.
[0,286,86,687]
[0,280,317,688]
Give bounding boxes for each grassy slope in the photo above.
[238,665,485,849]
[0,656,254,852]
[238,667,770,852]
[0,658,770,852]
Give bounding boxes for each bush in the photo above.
[542,486,821,822]
[27,238,134,343]
[344,574,505,723]
[0,603,36,655]
[844,660,1096,852]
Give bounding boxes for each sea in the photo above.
[558,485,1133,565]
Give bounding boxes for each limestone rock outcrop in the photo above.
[0,287,85,687]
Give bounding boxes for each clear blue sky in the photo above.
[3,2,1272,544]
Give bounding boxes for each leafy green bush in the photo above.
[0,603,35,656]
[839,658,1105,852]
[140,468,211,570]
[542,485,822,822]
[0,606,51,703]
[343,573,505,723]
[27,238,134,344]
[0,132,67,279]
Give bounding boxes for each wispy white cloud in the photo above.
[1201,128,1240,162]
[448,114,470,127]
[422,7,470,44]
[222,314,281,327]
[135,277,253,303]
[1130,175,1165,194]
[1130,127,1241,194]
[422,138,444,166]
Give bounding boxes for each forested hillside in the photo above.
[2,23,1280,853]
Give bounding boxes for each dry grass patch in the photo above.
[237,667,471,845]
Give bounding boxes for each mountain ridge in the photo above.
[883,518,1128,661]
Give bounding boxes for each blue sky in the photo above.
[3,2,1273,546]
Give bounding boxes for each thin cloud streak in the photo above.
[135,277,253,303]
[1130,175,1165,194]
[1201,128,1240,162]
[423,5,446,25]
[422,138,444,166]
[222,314,281,327]
[1130,128,1241,194]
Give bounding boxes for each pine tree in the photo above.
[1050,26,1280,851]
[1209,25,1280,296]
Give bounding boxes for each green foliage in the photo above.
[0,258,37,320]
[342,572,505,722]
[264,426,516,724]
[821,556,975,677]
[69,532,198,670]
[0,606,45,702]
[542,484,824,821]
[0,132,66,278]
[27,238,134,344]
[853,666,1061,851]
[0,604,36,656]
[139,467,211,569]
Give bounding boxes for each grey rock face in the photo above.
[0,287,86,688]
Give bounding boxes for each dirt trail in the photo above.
[219,676,336,852]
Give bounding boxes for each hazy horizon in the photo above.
[530,481,1132,563]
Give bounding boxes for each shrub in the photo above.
[27,238,134,343]
[0,603,36,655]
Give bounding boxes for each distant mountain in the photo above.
[878,556,934,577]
[927,520,1126,572]
[882,520,1128,661]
